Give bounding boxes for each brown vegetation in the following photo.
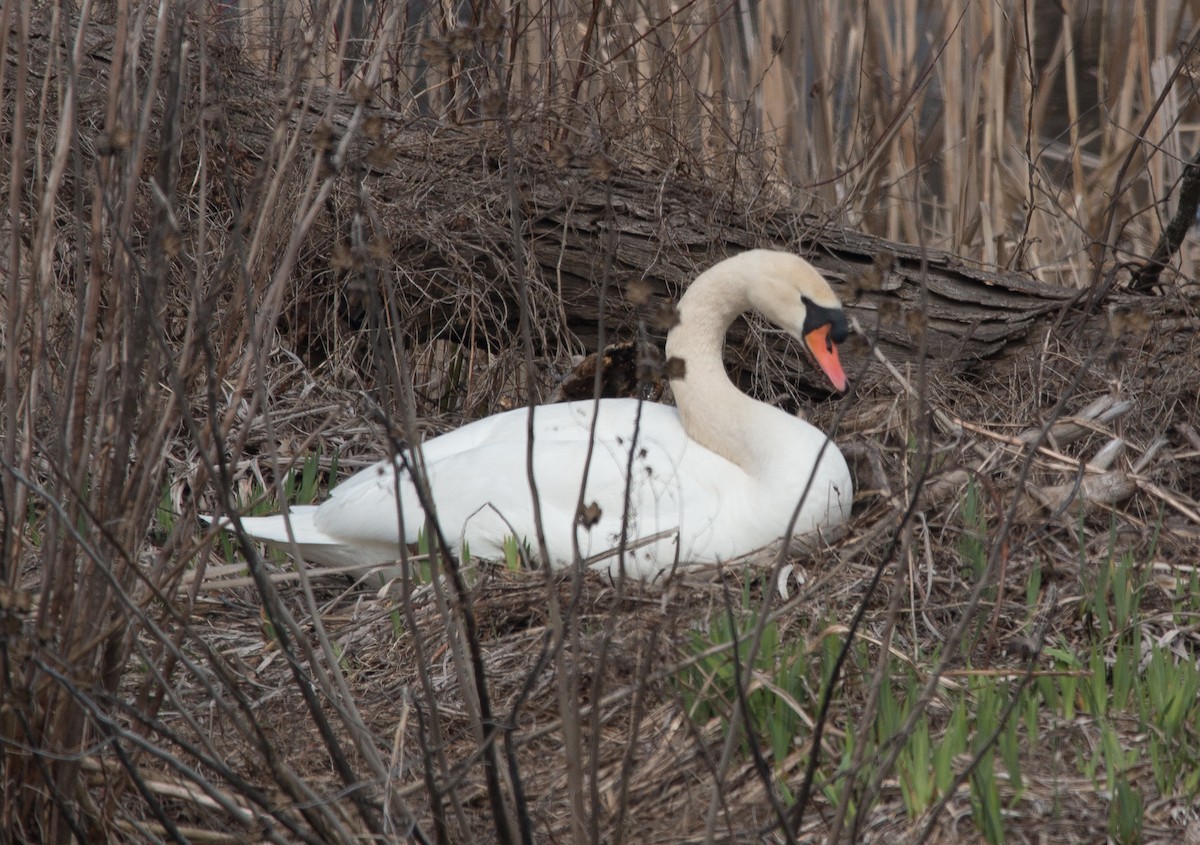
[3,1,1200,843]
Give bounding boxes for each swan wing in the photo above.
[310,400,711,572]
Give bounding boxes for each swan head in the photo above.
[741,251,850,391]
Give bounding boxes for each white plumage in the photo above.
[209,250,854,579]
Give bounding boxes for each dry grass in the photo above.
[3,1,1200,844]
[216,0,1200,288]
[358,0,1200,287]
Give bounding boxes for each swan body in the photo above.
[212,250,854,579]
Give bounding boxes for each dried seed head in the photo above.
[878,299,901,324]
[855,251,895,293]
[626,279,653,305]
[650,302,680,330]
[0,582,33,614]
[588,153,613,181]
[160,229,181,258]
[422,37,452,70]
[904,309,927,337]
[312,120,336,152]
[446,28,475,55]
[366,145,397,168]
[97,126,134,155]
[577,501,602,528]
[368,235,392,261]
[350,80,373,105]
[550,141,573,168]
[331,241,356,271]
[363,115,383,140]
[663,356,687,380]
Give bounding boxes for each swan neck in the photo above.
[665,266,763,470]
[665,261,754,362]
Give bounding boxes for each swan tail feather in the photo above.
[201,507,380,568]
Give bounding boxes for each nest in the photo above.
[143,294,1200,844]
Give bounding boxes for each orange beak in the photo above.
[804,324,848,392]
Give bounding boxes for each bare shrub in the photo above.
[3,2,1199,844]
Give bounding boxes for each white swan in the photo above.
[211,250,853,579]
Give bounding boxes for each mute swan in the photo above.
[210,250,853,579]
